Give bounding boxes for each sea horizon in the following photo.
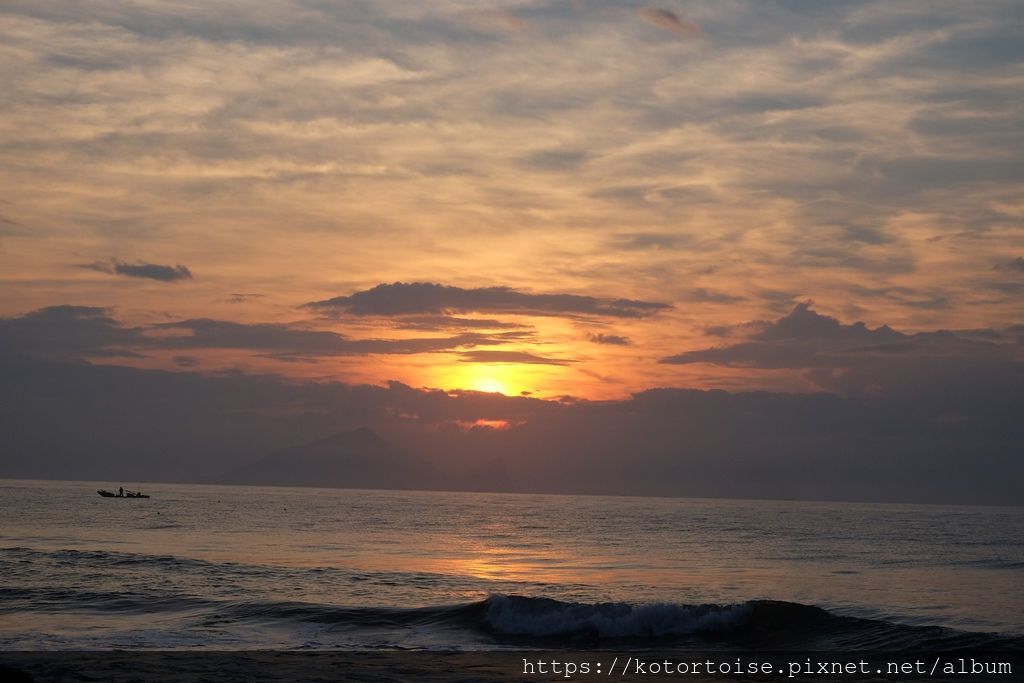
[5,476,1022,511]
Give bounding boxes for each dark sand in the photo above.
[5,651,1010,683]
[3,652,505,683]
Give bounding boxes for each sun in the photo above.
[426,362,547,397]
[471,377,509,394]
[455,363,522,395]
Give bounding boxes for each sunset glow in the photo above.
[0,0,1020,405]
[0,0,1021,503]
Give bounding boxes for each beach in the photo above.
[1,479,1022,680]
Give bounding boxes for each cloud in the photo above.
[1,0,1022,399]
[0,306,527,361]
[587,333,630,346]
[391,315,527,331]
[661,303,1022,396]
[995,257,1024,273]
[82,258,193,282]
[0,305,144,359]
[685,288,747,304]
[154,318,523,356]
[306,282,671,319]
[461,8,527,34]
[3,351,1021,504]
[518,148,592,171]
[612,233,693,250]
[226,293,265,304]
[458,350,573,365]
[0,215,22,236]
[638,8,702,39]
[661,303,925,368]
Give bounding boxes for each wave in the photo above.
[3,585,1021,652]
[0,586,212,614]
[481,594,751,639]
[2,546,226,572]
[1,546,461,585]
[3,548,1019,649]
[477,596,1021,651]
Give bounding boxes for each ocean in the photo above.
[1,478,1022,655]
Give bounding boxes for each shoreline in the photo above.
[3,650,1022,683]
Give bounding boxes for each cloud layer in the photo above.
[0,1,1021,402]
[0,304,529,361]
[82,259,193,282]
[638,8,703,39]
[2,350,1020,504]
[1,0,1021,345]
[306,282,671,319]
[662,303,1022,396]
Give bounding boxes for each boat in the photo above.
[97,489,150,499]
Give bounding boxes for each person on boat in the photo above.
[118,486,124,497]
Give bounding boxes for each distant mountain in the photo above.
[225,427,439,490]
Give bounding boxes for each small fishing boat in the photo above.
[97,489,150,499]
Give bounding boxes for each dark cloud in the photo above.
[662,303,1022,396]
[155,319,523,356]
[226,293,265,304]
[867,157,1024,194]
[843,285,954,312]
[720,92,823,115]
[0,215,21,236]
[306,282,671,319]
[612,233,693,250]
[154,319,351,354]
[840,224,892,245]
[82,258,193,282]
[909,112,1021,145]
[587,333,630,346]
[685,288,747,304]
[391,315,527,331]
[879,25,1024,73]
[2,352,1021,504]
[253,352,320,364]
[662,303,906,368]
[518,148,592,171]
[702,325,733,337]
[788,243,917,275]
[988,281,1024,295]
[995,257,1024,273]
[638,7,702,39]
[589,185,655,205]
[458,350,573,365]
[902,296,953,310]
[0,305,143,358]
[757,303,897,344]
[0,306,527,361]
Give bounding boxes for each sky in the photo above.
[1,1,1022,502]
